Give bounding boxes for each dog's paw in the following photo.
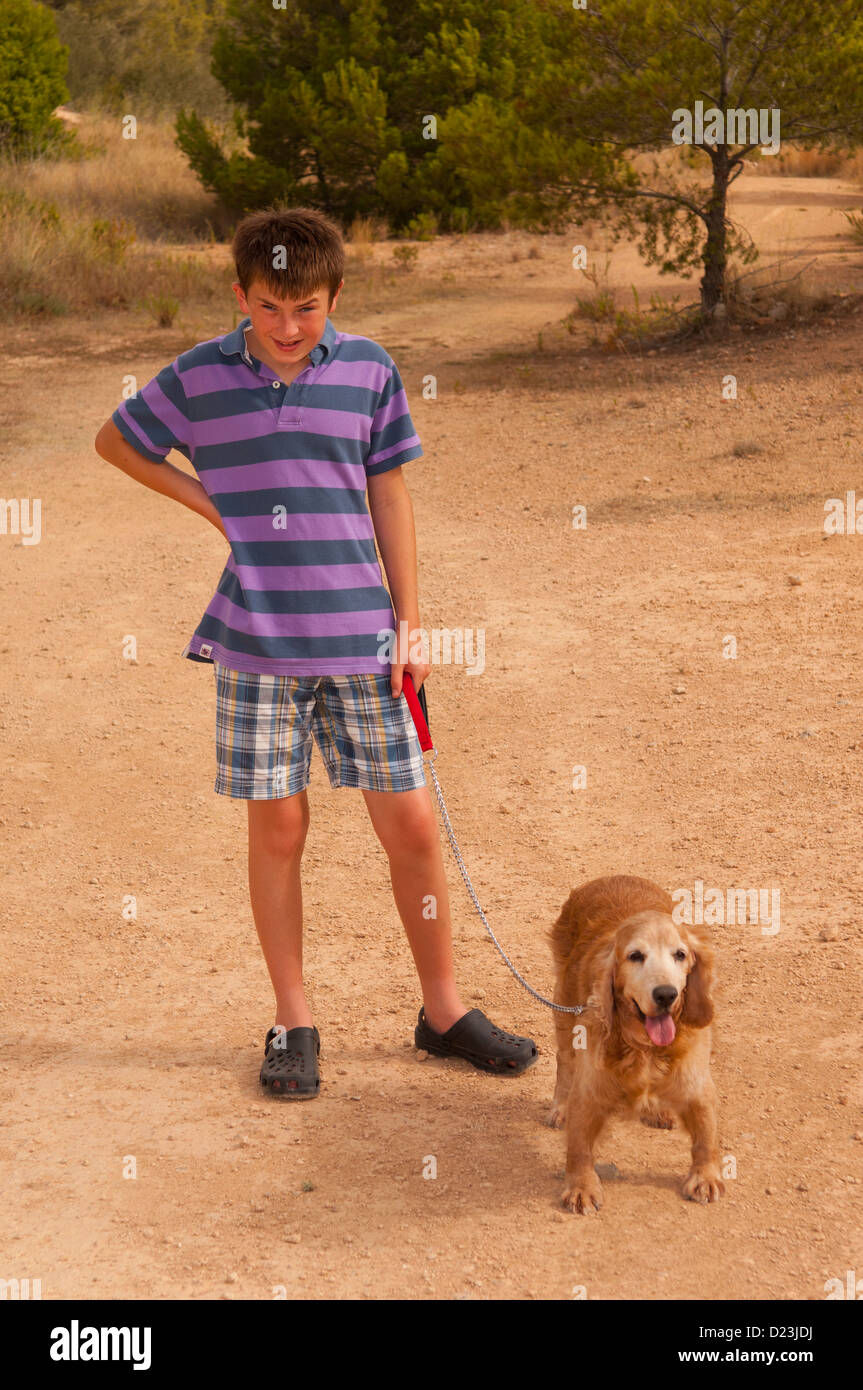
[546,1101,567,1129]
[682,1166,725,1204]
[640,1110,676,1130]
[561,1174,603,1214]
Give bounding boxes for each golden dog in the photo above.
[548,874,723,1213]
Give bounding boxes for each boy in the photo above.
[94,206,536,1098]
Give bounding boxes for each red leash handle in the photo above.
[401,672,433,752]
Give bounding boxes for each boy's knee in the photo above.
[249,794,310,857]
[387,802,439,858]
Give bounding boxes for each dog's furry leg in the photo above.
[679,1085,724,1203]
[561,1091,607,1214]
[547,1004,577,1127]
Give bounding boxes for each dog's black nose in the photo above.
[653,985,678,1009]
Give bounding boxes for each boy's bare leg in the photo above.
[362,786,468,1034]
[247,793,314,1031]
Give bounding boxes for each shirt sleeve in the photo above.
[111,358,193,463]
[366,357,423,477]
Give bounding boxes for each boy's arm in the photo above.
[94,419,227,539]
[367,466,427,695]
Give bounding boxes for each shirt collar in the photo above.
[219,315,336,368]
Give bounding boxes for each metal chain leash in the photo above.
[424,750,585,1015]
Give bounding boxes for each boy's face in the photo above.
[231,276,343,364]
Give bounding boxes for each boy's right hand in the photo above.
[95,418,228,541]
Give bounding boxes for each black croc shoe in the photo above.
[260,1024,321,1099]
[414,1007,537,1075]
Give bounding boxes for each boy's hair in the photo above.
[232,206,345,304]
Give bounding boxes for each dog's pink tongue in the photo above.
[645,1013,676,1046]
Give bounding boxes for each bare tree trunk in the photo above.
[700,149,730,315]
[701,20,732,317]
[312,149,333,214]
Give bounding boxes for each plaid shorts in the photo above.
[213,662,428,799]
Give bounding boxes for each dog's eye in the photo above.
[627,950,645,962]
[673,949,687,960]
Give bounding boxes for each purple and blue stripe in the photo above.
[112,316,422,674]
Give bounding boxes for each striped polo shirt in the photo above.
[112,316,423,675]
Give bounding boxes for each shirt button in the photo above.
[272,380,281,388]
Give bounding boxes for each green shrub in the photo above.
[141,293,180,327]
[0,0,69,154]
[843,210,863,245]
[0,188,61,227]
[46,0,231,119]
[11,288,68,316]
[403,211,438,241]
[90,216,137,263]
[392,244,420,271]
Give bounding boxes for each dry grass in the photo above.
[0,114,447,320]
[723,253,838,323]
[844,211,863,245]
[560,241,856,354]
[752,145,863,181]
[0,111,241,319]
[0,191,231,321]
[636,141,863,184]
[1,112,231,242]
[346,215,390,251]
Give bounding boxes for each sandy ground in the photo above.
[2,173,863,1301]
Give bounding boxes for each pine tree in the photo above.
[448,0,863,310]
[176,0,542,225]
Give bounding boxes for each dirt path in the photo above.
[2,175,862,1300]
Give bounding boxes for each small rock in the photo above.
[788,574,803,586]
[287,1233,301,1244]
[226,1272,239,1283]
[672,684,687,695]
[416,1049,429,1061]
[819,924,839,942]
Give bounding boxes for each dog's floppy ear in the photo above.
[680,930,715,1029]
[588,943,618,1039]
